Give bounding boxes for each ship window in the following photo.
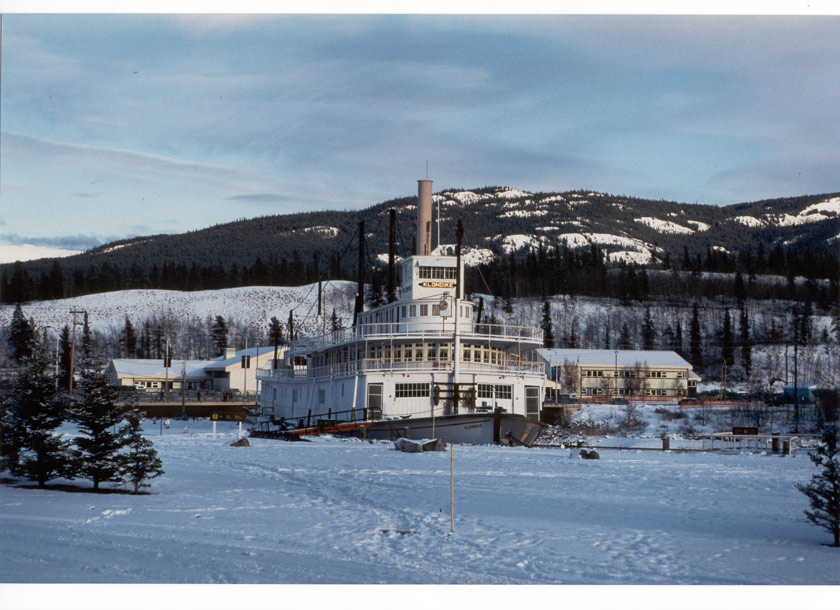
[477,384,512,400]
[420,304,428,316]
[426,345,435,360]
[319,389,326,404]
[410,305,416,317]
[402,306,406,317]
[463,347,471,362]
[395,383,430,398]
[415,346,423,360]
[432,304,440,316]
[418,266,456,280]
[439,347,448,360]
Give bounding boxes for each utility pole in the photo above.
[164,338,170,401]
[68,309,85,393]
[181,359,187,419]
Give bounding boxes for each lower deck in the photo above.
[259,369,545,426]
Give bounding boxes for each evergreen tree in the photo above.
[0,343,76,486]
[47,260,65,300]
[330,308,342,332]
[801,299,813,344]
[618,322,633,350]
[733,269,746,302]
[72,357,129,491]
[675,320,684,355]
[80,312,92,364]
[210,316,228,356]
[119,408,164,493]
[690,302,703,372]
[7,303,35,363]
[121,317,137,358]
[721,308,734,368]
[268,316,284,366]
[540,300,555,349]
[58,325,72,391]
[796,426,840,547]
[642,305,656,350]
[739,303,752,379]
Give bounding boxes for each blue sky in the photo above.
[1,11,839,250]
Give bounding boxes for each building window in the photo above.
[395,383,430,398]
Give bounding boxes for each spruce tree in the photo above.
[7,303,35,363]
[721,308,734,368]
[72,356,129,491]
[119,409,164,493]
[541,300,555,349]
[739,303,752,379]
[121,317,137,358]
[330,308,342,332]
[642,305,655,351]
[689,302,703,372]
[210,316,229,356]
[675,320,684,355]
[58,325,72,391]
[796,426,840,547]
[618,322,632,350]
[81,312,93,362]
[0,344,76,486]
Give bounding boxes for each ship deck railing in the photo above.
[286,321,543,352]
[257,357,546,381]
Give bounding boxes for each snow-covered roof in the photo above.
[205,345,282,370]
[540,348,693,369]
[110,359,211,379]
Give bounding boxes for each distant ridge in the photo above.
[3,188,838,280]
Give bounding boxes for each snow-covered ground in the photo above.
[1,415,837,592]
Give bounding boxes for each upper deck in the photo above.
[289,318,544,355]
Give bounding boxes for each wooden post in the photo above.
[450,442,454,533]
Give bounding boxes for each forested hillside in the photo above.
[2,187,838,306]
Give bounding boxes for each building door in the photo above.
[367,383,383,420]
[525,386,540,420]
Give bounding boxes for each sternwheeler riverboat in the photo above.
[254,180,546,445]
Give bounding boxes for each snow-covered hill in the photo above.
[0,282,357,338]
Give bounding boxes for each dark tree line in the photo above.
[465,243,838,308]
[0,251,354,305]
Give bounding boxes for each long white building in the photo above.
[541,348,700,399]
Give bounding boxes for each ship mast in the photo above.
[452,220,464,411]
